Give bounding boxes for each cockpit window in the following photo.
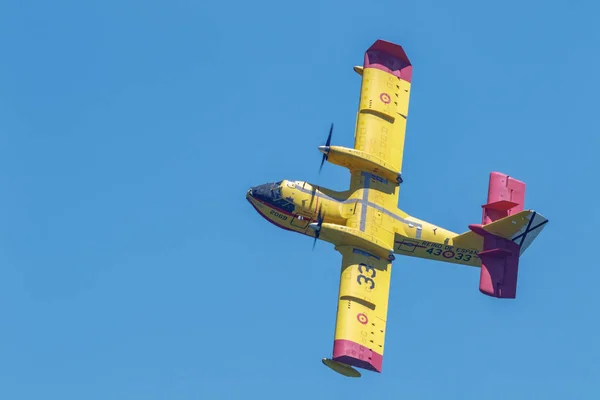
[251,181,294,212]
[271,181,293,212]
[270,181,282,199]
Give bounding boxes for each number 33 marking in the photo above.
[358,263,376,278]
[357,263,376,289]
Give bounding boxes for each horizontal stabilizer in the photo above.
[454,210,548,255]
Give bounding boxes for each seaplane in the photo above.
[246,39,548,378]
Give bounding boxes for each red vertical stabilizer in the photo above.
[481,172,525,224]
[472,172,526,299]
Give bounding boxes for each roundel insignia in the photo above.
[443,250,455,258]
[357,313,369,325]
[380,92,391,104]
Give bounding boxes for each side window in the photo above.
[273,198,294,213]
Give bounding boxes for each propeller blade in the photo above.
[311,206,325,251]
[319,123,334,173]
[308,185,317,209]
[319,155,326,172]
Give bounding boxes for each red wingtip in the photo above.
[367,40,411,65]
[364,39,412,82]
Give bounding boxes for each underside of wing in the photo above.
[351,40,412,196]
[344,41,413,239]
[323,245,393,375]
[323,40,410,377]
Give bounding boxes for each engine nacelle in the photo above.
[310,222,395,261]
[318,145,403,184]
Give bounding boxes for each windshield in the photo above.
[270,181,293,211]
[250,181,294,212]
[270,181,282,199]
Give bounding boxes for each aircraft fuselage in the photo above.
[246,180,482,267]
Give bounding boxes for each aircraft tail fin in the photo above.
[453,172,548,299]
[453,209,548,256]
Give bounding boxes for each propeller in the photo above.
[310,206,325,250]
[318,123,334,173]
[308,184,317,209]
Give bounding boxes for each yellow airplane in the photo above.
[246,39,548,378]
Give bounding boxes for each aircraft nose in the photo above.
[250,184,270,200]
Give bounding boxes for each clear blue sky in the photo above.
[1,0,598,399]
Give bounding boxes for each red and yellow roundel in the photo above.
[356,313,369,325]
[380,92,391,104]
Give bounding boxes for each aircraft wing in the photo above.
[324,41,411,376]
[349,40,412,205]
[326,245,392,374]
